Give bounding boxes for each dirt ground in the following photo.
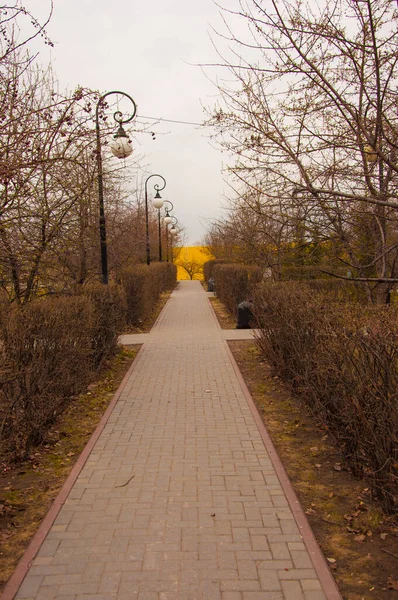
[209,296,398,600]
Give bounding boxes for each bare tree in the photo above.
[206,0,398,301]
[0,1,53,64]
[0,57,152,301]
[177,259,204,280]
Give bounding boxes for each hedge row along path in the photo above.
[3,280,341,600]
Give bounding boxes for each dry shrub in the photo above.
[305,278,367,303]
[280,266,341,280]
[0,296,95,458]
[212,263,261,316]
[254,283,321,385]
[159,262,178,290]
[121,262,177,327]
[78,282,126,367]
[253,282,398,514]
[203,259,228,282]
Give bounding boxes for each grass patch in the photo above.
[209,296,237,329]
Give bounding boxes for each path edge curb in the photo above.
[206,294,342,600]
[150,282,180,331]
[1,344,146,600]
[223,339,343,600]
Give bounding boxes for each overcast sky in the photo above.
[28,0,244,245]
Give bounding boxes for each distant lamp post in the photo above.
[163,201,174,225]
[169,216,179,263]
[144,174,166,265]
[96,91,137,284]
[162,201,174,262]
[169,216,178,236]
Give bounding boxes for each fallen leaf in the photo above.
[354,534,366,543]
[380,533,387,540]
[387,577,398,591]
[326,557,336,564]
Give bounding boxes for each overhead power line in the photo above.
[138,115,203,126]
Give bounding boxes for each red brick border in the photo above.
[1,345,145,600]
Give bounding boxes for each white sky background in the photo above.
[26,0,245,245]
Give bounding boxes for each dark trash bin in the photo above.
[236,300,254,329]
[207,277,214,292]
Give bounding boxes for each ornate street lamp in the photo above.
[144,174,166,265]
[163,200,174,225]
[162,201,174,262]
[169,216,179,236]
[169,216,179,263]
[95,91,137,284]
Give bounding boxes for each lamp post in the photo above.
[95,91,137,284]
[169,216,179,264]
[163,201,174,263]
[144,174,166,265]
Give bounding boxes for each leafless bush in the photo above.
[304,279,368,304]
[0,296,95,458]
[121,263,177,327]
[253,282,398,514]
[203,259,228,282]
[77,282,126,367]
[212,263,261,316]
[159,263,178,291]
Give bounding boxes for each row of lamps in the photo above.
[95,90,179,284]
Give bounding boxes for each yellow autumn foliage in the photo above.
[174,246,214,280]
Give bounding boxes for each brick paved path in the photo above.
[6,280,341,600]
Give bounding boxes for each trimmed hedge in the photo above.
[76,282,127,367]
[253,281,398,514]
[203,259,228,282]
[304,278,367,303]
[212,263,261,316]
[121,262,177,326]
[0,296,95,457]
[0,283,128,459]
[280,265,348,280]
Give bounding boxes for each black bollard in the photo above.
[236,300,254,329]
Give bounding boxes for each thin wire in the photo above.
[138,115,203,126]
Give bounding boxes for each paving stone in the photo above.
[9,281,339,600]
[15,576,44,598]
